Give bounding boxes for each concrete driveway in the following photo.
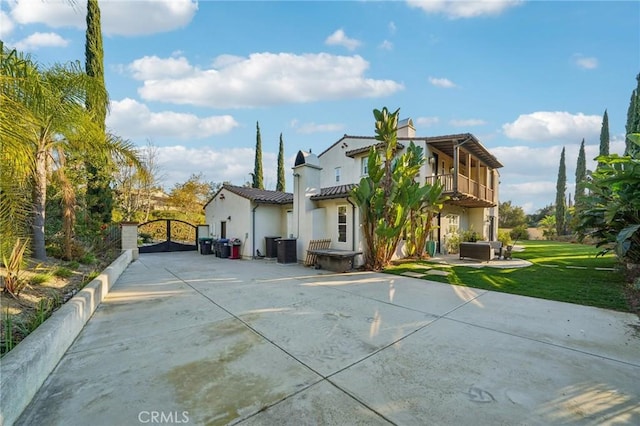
[17,252,640,425]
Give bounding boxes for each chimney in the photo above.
[397,118,415,138]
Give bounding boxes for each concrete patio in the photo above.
[15,251,640,425]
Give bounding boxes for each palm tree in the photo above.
[0,44,39,258]
[1,43,142,260]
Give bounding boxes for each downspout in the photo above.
[347,197,356,251]
[252,204,259,259]
[293,173,300,238]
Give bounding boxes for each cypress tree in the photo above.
[252,121,264,189]
[597,109,609,168]
[555,147,566,236]
[85,0,113,224]
[575,138,586,202]
[625,73,640,156]
[276,133,285,192]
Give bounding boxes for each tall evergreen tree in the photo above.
[276,133,285,192]
[252,121,264,189]
[85,0,113,224]
[575,138,587,202]
[555,147,566,236]
[625,73,640,156]
[597,109,609,168]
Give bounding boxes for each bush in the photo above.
[510,225,529,241]
[445,233,461,254]
[497,230,513,246]
[79,252,97,265]
[461,229,481,242]
[54,267,73,278]
[138,232,153,244]
[29,273,52,285]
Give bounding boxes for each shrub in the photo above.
[510,225,529,241]
[445,233,461,254]
[65,261,80,269]
[82,270,100,285]
[497,230,512,246]
[461,229,480,242]
[138,232,153,244]
[54,267,73,278]
[29,273,52,285]
[1,239,29,297]
[79,252,97,265]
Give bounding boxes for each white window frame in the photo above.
[335,167,341,183]
[361,157,368,176]
[337,205,347,243]
[446,214,460,234]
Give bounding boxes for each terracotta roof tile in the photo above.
[310,184,356,201]
[345,142,405,158]
[223,184,293,204]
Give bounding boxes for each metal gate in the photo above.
[138,219,198,253]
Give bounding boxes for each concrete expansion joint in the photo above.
[446,317,640,368]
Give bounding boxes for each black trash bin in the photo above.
[265,236,281,258]
[219,238,230,258]
[199,237,213,255]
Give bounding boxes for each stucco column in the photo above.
[121,222,139,260]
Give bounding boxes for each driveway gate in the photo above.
[138,219,198,253]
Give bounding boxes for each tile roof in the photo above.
[222,184,293,204]
[310,184,356,201]
[345,142,405,158]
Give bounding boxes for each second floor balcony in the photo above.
[424,134,502,208]
[425,173,497,208]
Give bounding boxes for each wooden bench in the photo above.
[459,242,492,262]
[307,249,362,273]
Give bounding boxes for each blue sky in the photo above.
[2,0,639,213]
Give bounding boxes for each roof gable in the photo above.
[204,184,293,208]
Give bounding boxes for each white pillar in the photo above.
[121,222,139,260]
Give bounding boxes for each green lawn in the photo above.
[385,240,630,312]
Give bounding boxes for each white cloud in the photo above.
[13,32,69,50]
[325,29,361,51]
[450,118,486,127]
[407,0,523,19]
[416,116,440,126]
[211,54,245,68]
[134,53,404,108]
[388,21,397,34]
[379,40,393,50]
[156,146,281,191]
[128,56,194,80]
[0,10,15,38]
[107,98,238,140]
[502,111,601,142]
[429,76,457,88]
[9,0,197,36]
[294,122,345,134]
[573,54,598,70]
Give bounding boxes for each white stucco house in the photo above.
[204,118,503,264]
[203,184,293,259]
[291,118,503,265]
